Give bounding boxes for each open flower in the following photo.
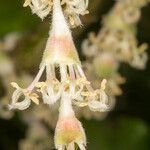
[63,0,89,27]
[23,0,89,27]
[10,0,110,149]
[23,0,53,19]
[55,92,86,150]
[10,0,109,112]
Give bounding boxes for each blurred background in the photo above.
[0,0,150,150]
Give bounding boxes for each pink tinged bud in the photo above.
[41,0,80,65]
[55,116,86,150]
[43,35,80,65]
[54,95,86,150]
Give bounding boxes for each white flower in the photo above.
[10,0,110,149]
[11,0,109,113]
[63,0,89,27]
[23,0,53,19]
[23,0,89,27]
[54,92,86,150]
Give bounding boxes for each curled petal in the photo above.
[88,100,109,112]
[9,82,39,110]
[9,89,31,110]
[88,87,110,112]
[131,52,148,69]
[41,85,61,105]
[24,0,52,19]
[99,90,108,104]
[69,83,84,100]
[64,0,89,27]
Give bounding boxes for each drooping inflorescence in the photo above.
[9,0,110,149]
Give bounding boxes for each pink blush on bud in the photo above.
[55,117,84,145]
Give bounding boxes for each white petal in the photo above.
[88,100,109,112]
[9,98,31,110]
[99,90,108,104]
[41,86,61,105]
[10,89,31,110]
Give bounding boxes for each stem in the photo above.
[59,93,75,118]
[51,0,71,37]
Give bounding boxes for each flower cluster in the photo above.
[81,0,149,117]
[24,0,89,27]
[83,0,149,69]
[10,0,109,149]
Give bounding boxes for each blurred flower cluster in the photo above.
[82,0,149,118]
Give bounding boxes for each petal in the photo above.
[41,86,61,105]
[9,97,31,110]
[99,90,108,103]
[9,89,31,110]
[88,100,109,112]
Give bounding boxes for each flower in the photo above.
[54,93,86,150]
[55,116,86,150]
[10,0,110,149]
[10,0,109,112]
[23,0,53,19]
[63,0,89,27]
[82,0,149,70]
[23,0,89,27]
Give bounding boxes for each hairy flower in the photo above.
[55,93,86,150]
[23,0,89,27]
[10,0,109,149]
[10,0,109,112]
[63,0,89,27]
